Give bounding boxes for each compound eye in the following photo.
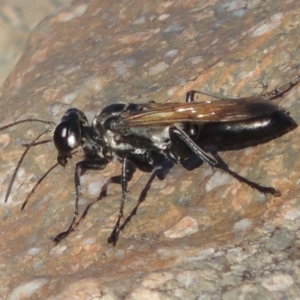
[53,121,80,153]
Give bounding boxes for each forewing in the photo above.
[122,99,279,126]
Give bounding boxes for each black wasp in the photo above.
[1,76,299,246]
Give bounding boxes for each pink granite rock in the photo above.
[1,0,300,298]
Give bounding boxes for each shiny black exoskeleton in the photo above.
[51,77,299,245]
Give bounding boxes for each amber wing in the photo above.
[122,99,280,127]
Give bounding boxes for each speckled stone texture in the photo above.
[0,0,69,85]
[1,0,300,299]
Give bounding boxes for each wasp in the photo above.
[1,76,299,246]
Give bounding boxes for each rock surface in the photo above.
[0,0,69,85]
[0,0,300,299]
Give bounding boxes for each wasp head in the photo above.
[54,108,88,167]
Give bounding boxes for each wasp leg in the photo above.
[263,75,300,100]
[188,75,300,102]
[67,162,136,243]
[211,152,280,196]
[53,158,108,244]
[169,126,280,196]
[170,126,218,166]
[107,158,128,246]
[185,90,198,137]
[117,167,171,239]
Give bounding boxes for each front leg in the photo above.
[53,158,108,244]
